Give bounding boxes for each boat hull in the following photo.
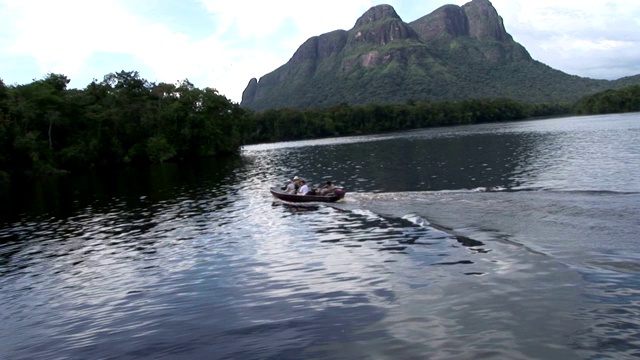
[270,187,345,203]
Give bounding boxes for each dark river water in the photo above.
[1,113,639,359]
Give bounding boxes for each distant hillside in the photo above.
[241,0,640,111]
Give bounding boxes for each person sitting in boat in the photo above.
[318,180,336,196]
[297,180,310,195]
[283,176,301,194]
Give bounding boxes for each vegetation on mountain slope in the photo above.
[241,0,640,111]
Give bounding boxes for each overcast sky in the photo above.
[1,0,639,103]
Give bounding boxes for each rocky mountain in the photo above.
[240,0,639,111]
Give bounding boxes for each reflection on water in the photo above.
[1,113,640,359]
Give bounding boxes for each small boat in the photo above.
[270,187,346,203]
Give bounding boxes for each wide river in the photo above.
[1,113,639,359]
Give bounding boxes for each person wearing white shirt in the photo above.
[298,180,309,195]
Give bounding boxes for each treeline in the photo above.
[0,72,250,180]
[247,99,571,143]
[574,85,640,115]
[0,71,591,182]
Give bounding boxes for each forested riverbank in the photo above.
[1,72,637,182]
[0,72,250,181]
[574,84,640,115]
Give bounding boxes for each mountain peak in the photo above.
[353,4,402,29]
[348,4,418,47]
[410,0,511,42]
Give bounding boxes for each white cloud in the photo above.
[490,0,640,79]
[197,0,374,39]
[2,0,237,98]
[6,0,133,77]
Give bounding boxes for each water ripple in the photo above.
[2,114,640,359]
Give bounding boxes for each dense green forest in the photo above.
[246,99,571,143]
[574,85,640,115]
[0,72,250,181]
[3,71,637,183]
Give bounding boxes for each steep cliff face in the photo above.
[289,30,348,64]
[410,4,469,40]
[241,3,427,107]
[404,0,511,42]
[283,5,417,69]
[353,4,401,28]
[462,0,510,41]
[347,5,418,45]
[240,0,635,111]
[349,17,418,47]
[409,0,530,63]
[341,5,426,72]
[242,78,258,103]
[241,29,349,104]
